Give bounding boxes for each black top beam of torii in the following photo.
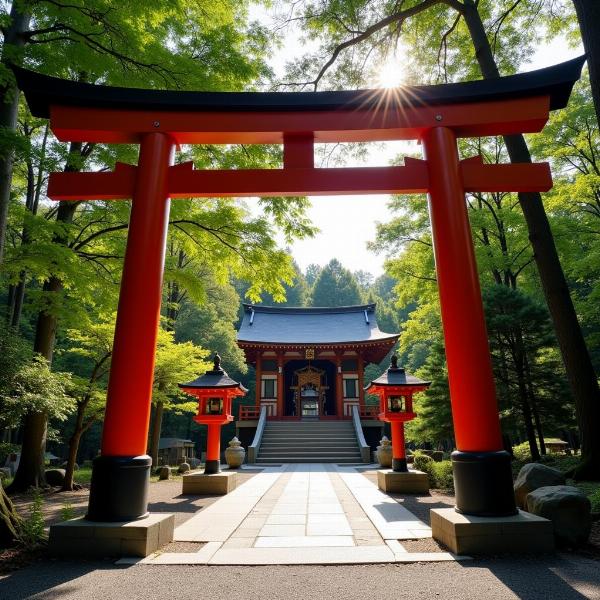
[13,55,585,118]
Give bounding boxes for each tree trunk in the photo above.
[524,353,546,455]
[462,0,600,479]
[149,401,164,467]
[0,4,31,264]
[62,402,87,492]
[6,410,48,492]
[573,0,600,128]
[514,350,540,461]
[0,478,23,547]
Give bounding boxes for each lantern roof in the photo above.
[178,354,248,392]
[365,355,431,390]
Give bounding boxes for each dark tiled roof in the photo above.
[179,354,248,391]
[237,303,399,345]
[365,355,430,389]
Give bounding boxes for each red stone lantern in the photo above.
[365,354,430,472]
[179,354,247,474]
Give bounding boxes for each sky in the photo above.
[245,6,583,278]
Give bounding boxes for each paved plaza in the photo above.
[117,464,467,566]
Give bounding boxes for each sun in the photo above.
[375,58,405,89]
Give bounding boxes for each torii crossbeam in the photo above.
[14,56,585,525]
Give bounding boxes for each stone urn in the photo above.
[377,436,393,468]
[225,437,245,469]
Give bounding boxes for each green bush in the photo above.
[0,442,19,465]
[431,461,454,491]
[413,453,434,473]
[588,488,600,513]
[20,490,47,548]
[512,442,532,462]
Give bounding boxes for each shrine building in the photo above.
[237,303,398,421]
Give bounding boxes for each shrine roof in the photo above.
[237,303,399,346]
[13,56,585,119]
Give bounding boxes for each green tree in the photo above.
[311,258,362,306]
[4,355,75,490]
[60,318,114,491]
[483,285,573,460]
[148,328,210,467]
[407,339,453,446]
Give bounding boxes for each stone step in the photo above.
[256,457,362,463]
[260,441,358,447]
[258,450,362,457]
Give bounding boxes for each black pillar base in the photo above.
[204,459,220,474]
[452,450,517,517]
[86,455,151,522]
[392,458,408,472]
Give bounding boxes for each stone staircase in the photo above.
[257,420,364,464]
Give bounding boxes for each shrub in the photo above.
[588,488,600,513]
[512,442,532,462]
[20,490,46,548]
[413,453,434,473]
[0,442,19,465]
[431,461,454,491]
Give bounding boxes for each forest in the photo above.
[0,0,599,532]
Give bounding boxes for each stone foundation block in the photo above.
[182,471,237,495]
[431,508,554,555]
[377,469,430,494]
[49,513,174,558]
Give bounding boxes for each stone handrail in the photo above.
[352,405,372,463]
[247,405,267,464]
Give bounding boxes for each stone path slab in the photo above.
[127,463,470,565]
[174,466,285,542]
[335,466,432,540]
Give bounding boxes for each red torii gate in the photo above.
[15,57,584,522]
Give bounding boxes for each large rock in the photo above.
[526,485,592,546]
[178,462,190,474]
[514,463,566,509]
[45,468,66,486]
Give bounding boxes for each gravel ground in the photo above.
[4,468,600,600]
[2,555,600,600]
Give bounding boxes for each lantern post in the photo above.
[365,355,431,493]
[178,354,247,495]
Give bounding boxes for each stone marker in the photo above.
[526,485,592,546]
[376,436,392,468]
[45,468,66,486]
[159,466,170,480]
[225,437,245,469]
[178,462,191,474]
[514,463,566,509]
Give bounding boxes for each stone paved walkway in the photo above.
[120,464,471,566]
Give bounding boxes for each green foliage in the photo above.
[0,356,75,430]
[0,442,18,465]
[430,461,455,492]
[311,259,362,306]
[153,329,211,410]
[512,442,532,462]
[19,490,46,549]
[413,453,434,472]
[60,503,75,522]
